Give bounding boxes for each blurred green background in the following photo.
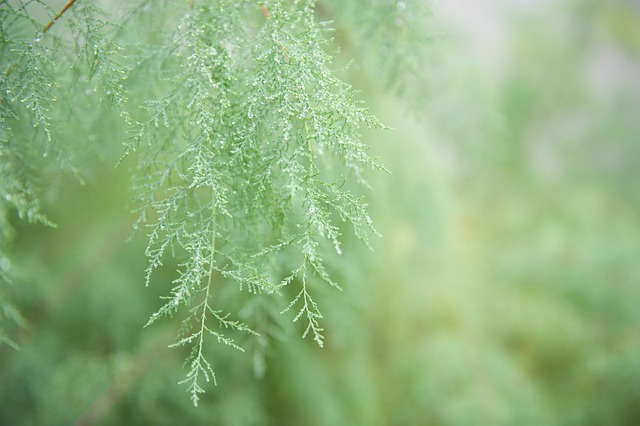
[2,0,640,425]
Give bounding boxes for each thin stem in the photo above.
[200,211,217,342]
[305,121,318,174]
[42,0,78,34]
[195,206,217,382]
[206,204,217,302]
[259,5,269,19]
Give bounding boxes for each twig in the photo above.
[42,0,78,34]
[259,5,288,60]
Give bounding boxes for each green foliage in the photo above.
[2,0,640,424]
[1,0,387,404]
[1,0,56,349]
[122,0,385,404]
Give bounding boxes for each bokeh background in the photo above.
[2,0,640,424]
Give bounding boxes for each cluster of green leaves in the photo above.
[1,0,124,352]
[1,0,58,349]
[3,0,640,424]
[1,0,402,405]
[124,0,385,404]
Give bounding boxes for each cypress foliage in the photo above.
[1,0,410,404]
[3,1,640,424]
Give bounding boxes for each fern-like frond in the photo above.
[128,2,383,401]
[280,258,327,347]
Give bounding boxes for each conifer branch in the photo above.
[186,210,220,405]
[2,0,385,402]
